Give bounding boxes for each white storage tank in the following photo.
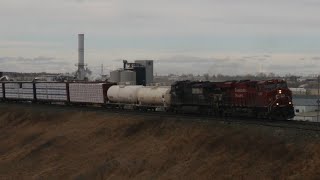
[107,85,142,104]
[137,86,171,106]
[120,70,136,85]
[110,70,121,83]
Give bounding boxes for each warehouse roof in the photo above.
[293,96,319,106]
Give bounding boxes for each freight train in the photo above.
[0,79,295,120]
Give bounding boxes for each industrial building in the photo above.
[292,96,319,114]
[292,95,320,122]
[289,88,307,95]
[110,60,153,86]
[0,72,61,81]
[135,60,153,85]
[293,111,319,122]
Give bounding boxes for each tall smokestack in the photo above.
[78,34,84,67]
[77,34,85,80]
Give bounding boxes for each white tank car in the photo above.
[107,85,143,104]
[137,86,171,107]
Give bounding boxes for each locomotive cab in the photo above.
[257,80,294,119]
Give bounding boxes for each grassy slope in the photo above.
[0,104,320,179]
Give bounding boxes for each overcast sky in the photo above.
[1,0,320,75]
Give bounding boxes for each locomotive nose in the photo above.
[275,89,292,106]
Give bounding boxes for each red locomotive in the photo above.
[214,79,294,119]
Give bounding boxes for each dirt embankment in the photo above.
[0,104,320,179]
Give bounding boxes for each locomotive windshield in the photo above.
[260,81,287,91]
[277,82,287,88]
[264,83,277,90]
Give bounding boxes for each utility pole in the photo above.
[101,64,104,76]
[317,75,319,122]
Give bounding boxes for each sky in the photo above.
[1,0,320,76]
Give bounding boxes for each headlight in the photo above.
[289,102,292,105]
[276,103,279,106]
[278,90,282,94]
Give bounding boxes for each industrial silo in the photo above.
[110,70,121,83]
[135,60,153,85]
[133,66,146,86]
[120,70,136,85]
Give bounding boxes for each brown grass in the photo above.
[0,104,320,179]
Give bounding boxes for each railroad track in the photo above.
[1,101,320,133]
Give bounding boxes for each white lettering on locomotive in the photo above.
[235,88,247,93]
[235,94,244,98]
